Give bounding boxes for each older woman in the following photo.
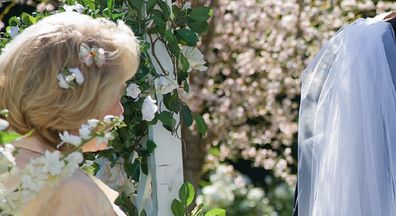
[0,12,139,215]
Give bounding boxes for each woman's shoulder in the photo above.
[9,149,119,216]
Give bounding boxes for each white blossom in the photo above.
[8,26,19,38]
[59,131,82,147]
[79,124,93,140]
[181,45,208,72]
[126,83,141,99]
[40,151,65,176]
[103,115,115,124]
[79,43,106,67]
[0,144,16,174]
[0,119,9,131]
[57,74,70,89]
[155,76,178,95]
[68,67,84,85]
[87,119,100,128]
[63,3,85,13]
[141,96,158,121]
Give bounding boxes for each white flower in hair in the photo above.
[79,43,106,67]
[0,119,9,131]
[57,67,84,89]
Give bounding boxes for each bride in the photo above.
[296,12,396,215]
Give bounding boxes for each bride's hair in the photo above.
[0,12,139,146]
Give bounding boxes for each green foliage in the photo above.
[172,182,226,216]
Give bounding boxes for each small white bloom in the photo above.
[126,83,141,99]
[59,131,82,147]
[180,45,208,72]
[63,3,84,13]
[8,26,19,38]
[57,74,69,89]
[182,2,192,10]
[79,124,92,140]
[65,152,84,165]
[0,144,16,174]
[40,151,65,176]
[155,76,178,94]
[141,96,158,121]
[68,67,84,85]
[94,48,106,67]
[87,119,100,128]
[103,115,115,124]
[79,43,106,67]
[0,119,9,131]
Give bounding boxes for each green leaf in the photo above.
[124,159,140,181]
[141,156,148,175]
[128,0,143,11]
[159,111,176,128]
[146,140,157,153]
[171,199,185,216]
[146,0,156,14]
[179,54,190,73]
[179,182,195,206]
[8,16,20,26]
[176,28,199,46]
[140,210,147,216]
[187,21,209,34]
[0,131,22,145]
[21,13,36,25]
[163,93,180,113]
[156,0,171,19]
[204,208,226,216]
[107,0,114,13]
[189,7,213,22]
[194,114,208,136]
[181,104,193,128]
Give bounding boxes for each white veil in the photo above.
[298,16,396,215]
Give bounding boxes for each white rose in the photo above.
[180,45,208,72]
[126,83,141,99]
[155,76,178,95]
[141,96,158,121]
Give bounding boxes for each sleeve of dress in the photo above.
[40,177,117,216]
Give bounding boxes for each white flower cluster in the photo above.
[125,83,159,122]
[0,115,122,215]
[0,150,83,215]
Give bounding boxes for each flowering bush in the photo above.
[184,0,396,214]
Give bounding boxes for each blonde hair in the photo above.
[0,12,139,146]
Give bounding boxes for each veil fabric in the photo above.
[298,17,396,215]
